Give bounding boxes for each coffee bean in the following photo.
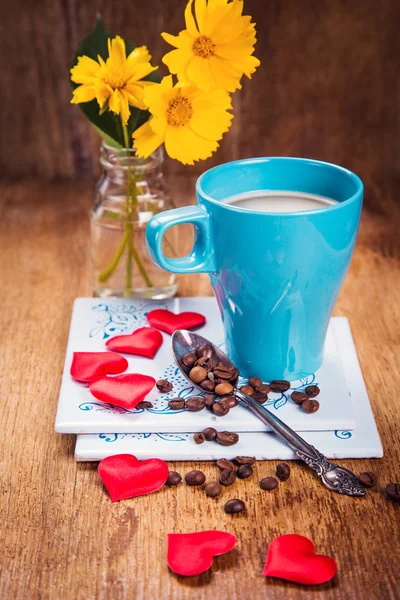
[260,477,279,490]
[270,380,291,392]
[216,458,236,471]
[168,398,185,411]
[215,382,234,395]
[305,385,320,397]
[181,353,197,368]
[216,431,239,446]
[224,395,238,408]
[257,384,270,395]
[189,366,207,384]
[237,464,253,479]
[212,402,230,417]
[136,401,153,409]
[224,499,245,514]
[196,344,213,358]
[385,483,400,501]
[219,469,236,486]
[193,432,205,444]
[166,471,182,486]
[248,376,262,388]
[213,362,235,380]
[202,427,217,441]
[276,463,291,481]
[200,379,215,392]
[240,385,254,395]
[302,398,320,413]
[185,470,206,486]
[195,356,213,371]
[205,481,222,498]
[252,390,268,404]
[204,393,216,408]
[156,379,173,393]
[358,472,376,488]
[291,391,308,405]
[185,396,206,412]
[234,456,256,465]
[228,368,239,383]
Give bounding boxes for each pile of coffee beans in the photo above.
[193,428,240,446]
[259,463,291,491]
[291,385,320,413]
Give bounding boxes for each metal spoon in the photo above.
[172,329,365,497]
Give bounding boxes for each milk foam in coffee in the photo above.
[224,190,338,213]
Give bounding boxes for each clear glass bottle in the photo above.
[91,143,178,298]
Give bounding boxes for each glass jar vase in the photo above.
[91,143,178,298]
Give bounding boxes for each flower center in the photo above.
[192,35,216,58]
[103,67,128,90]
[166,96,193,127]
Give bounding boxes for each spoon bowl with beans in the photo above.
[172,329,365,498]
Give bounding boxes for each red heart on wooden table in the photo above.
[147,309,206,335]
[89,373,156,410]
[262,534,337,585]
[167,531,237,576]
[106,327,163,358]
[98,454,169,502]
[70,352,128,383]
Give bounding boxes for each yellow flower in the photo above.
[71,36,157,123]
[133,75,233,165]
[161,0,260,92]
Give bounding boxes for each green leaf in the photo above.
[70,14,160,147]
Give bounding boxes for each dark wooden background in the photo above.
[1,0,399,212]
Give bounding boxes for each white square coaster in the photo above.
[75,318,383,461]
[55,298,355,434]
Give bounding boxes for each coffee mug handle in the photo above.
[146,205,216,274]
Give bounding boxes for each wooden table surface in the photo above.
[0,178,399,600]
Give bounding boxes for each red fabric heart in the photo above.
[167,531,237,576]
[89,373,156,410]
[106,327,163,358]
[262,534,337,585]
[70,352,128,383]
[98,454,169,502]
[146,309,206,335]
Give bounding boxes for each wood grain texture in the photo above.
[0,0,399,212]
[0,176,399,599]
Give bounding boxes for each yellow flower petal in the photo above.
[208,55,242,91]
[118,89,131,124]
[211,1,246,45]
[95,81,112,108]
[186,55,217,90]
[162,48,191,78]
[126,45,152,67]
[71,84,97,103]
[165,125,218,165]
[190,105,233,140]
[127,62,158,82]
[70,56,101,84]
[108,88,121,115]
[133,121,164,158]
[194,0,207,32]
[107,36,126,67]
[202,3,233,36]
[184,0,199,37]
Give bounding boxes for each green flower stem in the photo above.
[98,231,129,283]
[96,116,153,293]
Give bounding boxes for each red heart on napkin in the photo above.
[70,352,128,383]
[167,531,237,576]
[106,327,163,358]
[98,454,169,502]
[147,309,206,335]
[89,373,156,410]
[262,534,337,585]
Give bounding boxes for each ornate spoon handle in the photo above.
[235,390,365,496]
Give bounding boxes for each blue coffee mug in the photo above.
[146,157,363,380]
